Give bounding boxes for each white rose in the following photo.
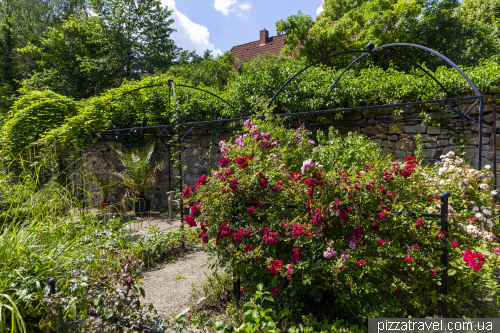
[485,165,491,169]
[480,183,489,191]
[486,219,494,230]
[492,191,498,196]
[465,224,478,233]
[438,167,447,175]
[439,180,445,185]
[475,212,485,221]
[473,206,479,212]
[482,208,492,216]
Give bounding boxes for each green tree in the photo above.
[0,0,88,112]
[461,0,500,24]
[275,11,314,56]
[287,0,499,68]
[317,0,368,22]
[89,0,179,79]
[18,16,124,98]
[168,50,237,90]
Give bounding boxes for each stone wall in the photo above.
[85,100,500,208]
[85,128,234,208]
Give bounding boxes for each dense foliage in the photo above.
[184,118,500,320]
[28,55,500,156]
[0,90,78,160]
[285,0,500,68]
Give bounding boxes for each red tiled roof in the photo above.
[231,34,288,68]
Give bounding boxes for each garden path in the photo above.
[118,212,214,317]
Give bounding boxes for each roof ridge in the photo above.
[231,34,286,49]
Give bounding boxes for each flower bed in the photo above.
[183,118,500,320]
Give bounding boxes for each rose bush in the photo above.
[183,117,500,320]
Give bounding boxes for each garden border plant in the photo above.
[182,116,500,324]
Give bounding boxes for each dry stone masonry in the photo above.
[86,100,500,208]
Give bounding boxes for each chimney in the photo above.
[260,29,269,46]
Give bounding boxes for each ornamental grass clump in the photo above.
[183,117,500,320]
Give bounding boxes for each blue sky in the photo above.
[162,0,324,56]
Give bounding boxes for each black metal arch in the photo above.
[324,50,453,102]
[262,42,485,169]
[267,43,481,113]
[324,43,481,101]
[110,82,235,109]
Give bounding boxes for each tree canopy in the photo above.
[284,0,500,69]
[317,0,369,21]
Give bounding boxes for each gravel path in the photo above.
[140,243,213,317]
[112,211,214,317]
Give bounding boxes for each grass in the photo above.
[0,153,195,332]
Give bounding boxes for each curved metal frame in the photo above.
[325,50,453,101]
[263,42,485,169]
[112,83,235,109]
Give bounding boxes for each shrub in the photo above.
[0,90,78,159]
[184,117,500,321]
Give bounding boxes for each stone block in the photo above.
[184,157,198,168]
[343,111,362,121]
[370,139,382,148]
[423,149,437,159]
[460,103,479,115]
[423,142,437,148]
[364,126,388,135]
[395,139,415,151]
[338,126,360,134]
[388,135,398,141]
[388,123,404,134]
[381,148,393,156]
[490,134,500,146]
[405,124,427,134]
[471,124,493,134]
[449,137,458,145]
[393,150,407,159]
[200,136,211,147]
[483,144,493,152]
[437,140,448,147]
[382,141,395,148]
[421,135,437,142]
[442,146,458,156]
[427,125,441,135]
[483,151,494,158]
[464,146,477,160]
[484,112,498,123]
[470,136,491,145]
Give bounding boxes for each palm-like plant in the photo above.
[110,143,165,201]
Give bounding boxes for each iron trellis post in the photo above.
[494,106,498,192]
[439,191,451,318]
[46,278,56,333]
[168,78,184,248]
[478,97,484,170]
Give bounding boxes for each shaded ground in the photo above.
[140,243,213,317]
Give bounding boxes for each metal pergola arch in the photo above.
[88,42,493,228]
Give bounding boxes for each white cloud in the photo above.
[163,0,221,56]
[214,0,251,17]
[316,0,324,16]
[214,0,237,16]
[239,2,251,10]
